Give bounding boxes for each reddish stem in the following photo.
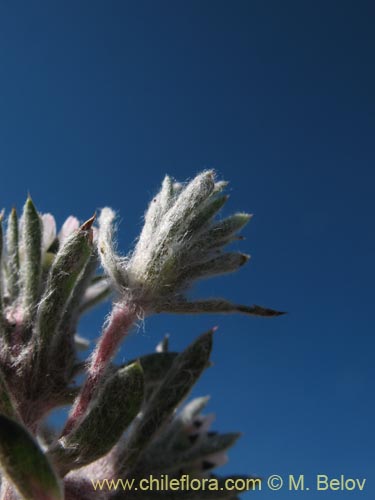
[61,304,137,436]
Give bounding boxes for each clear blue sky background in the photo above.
[0,1,374,498]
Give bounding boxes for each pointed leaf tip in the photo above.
[240,253,251,265]
[125,359,144,374]
[80,213,96,232]
[21,193,43,319]
[213,180,229,193]
[238,304,286,317]
[158,299,284,318]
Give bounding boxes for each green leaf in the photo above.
[137,351,177,399]
[185,194,228,235]
[143,172,216,283]
[157,299,285,317]
[62,252,99,335]
[0,415,62,500]
[21,196,42,319]
[115,329,213,473]
[166,171,215,235]
[97,208,129,292]
[35,216,94,358]
[127,352,177,388]
[206,213,252,247]
[140,175,175,246]
[183,252,250,282]
[53,362,144,471]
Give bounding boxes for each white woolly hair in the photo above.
[128,170,216,289]
[97,207,129,294]
[97,171,253,314]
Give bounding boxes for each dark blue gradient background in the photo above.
[0,1,373,498]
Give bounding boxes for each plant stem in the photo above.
[61,304,137,436]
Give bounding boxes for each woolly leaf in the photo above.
[130,351,177,399]
[157,299,285,316]
[6,208,20,301]
[172,181,183,196]
[21,196,43,319]
[140,175,175,245]
[0,414,62,500]
[130,170,216,287]
[185,194,228,235]
[181,252,250,282]
[161,170,215,241]
[127,352,177,387]
[205,213,253,248]
[98,207,129,292]
[62,252,99,336]
[115,329,213,473]
[53,362,144,471]
[35,216,94,357]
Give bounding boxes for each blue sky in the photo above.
[0,1,374,498]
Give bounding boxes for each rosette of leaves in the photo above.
[0,172,283,500]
